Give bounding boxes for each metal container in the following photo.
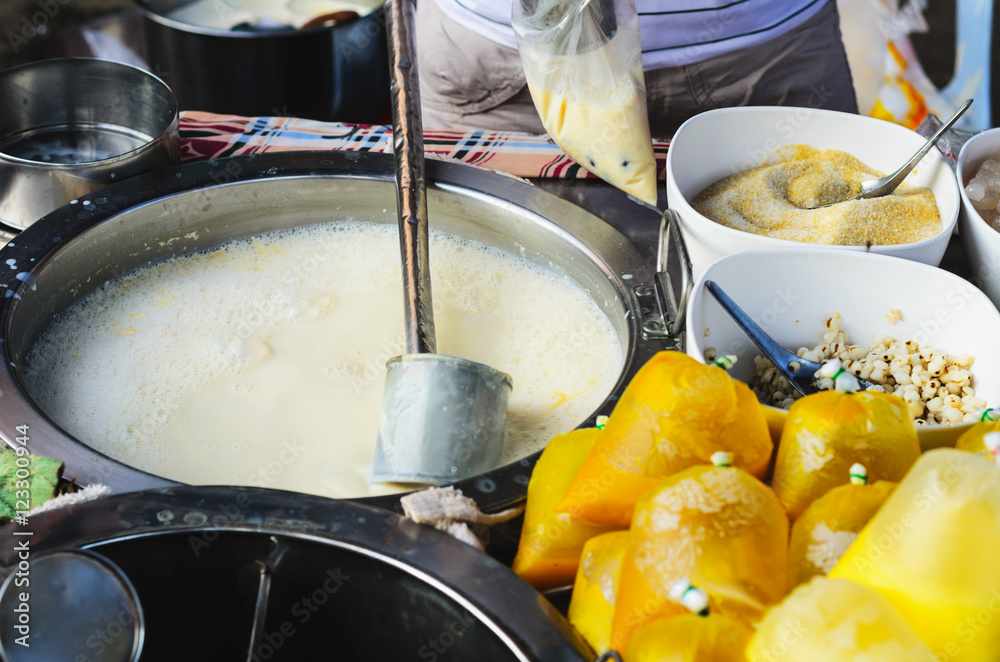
[0,486,590,661]
[135,0,391,122]
[0,549,144,661]
[0,58,179,230]
[0,151,667,512]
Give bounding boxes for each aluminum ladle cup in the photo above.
[370,0,513,485]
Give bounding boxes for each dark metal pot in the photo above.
[0,151,667,513]
[0,486,590,661]
[135,0,390,122]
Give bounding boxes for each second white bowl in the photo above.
[685,247,1000,449]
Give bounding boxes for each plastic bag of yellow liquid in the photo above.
[512,428,622,590]
[627,613,751,662]
[610,463,788,652]
[512,0,657,205]
[772,390,919,520]
[567,530,630,654]
[788,469,895,588]
[830,449,1000,662]
[626,580,751,662]
[748,577,938,662]
[954,417,1000,454]
[557,351,772,528]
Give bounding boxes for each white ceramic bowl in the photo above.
[685,248,1000,449]
[957,127,1000,310]
[666,107,961,279]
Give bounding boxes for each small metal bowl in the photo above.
[0,57,178,230]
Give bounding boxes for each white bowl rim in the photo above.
[956,126,1000,223]
[667,106,961,251]
[689,244,985,284]
[686,245,1000,431]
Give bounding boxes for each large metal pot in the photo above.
[135,0,390,122]
[0,151,666,512]
[0,486,590,660]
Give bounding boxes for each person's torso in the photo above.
[431,0,829,68]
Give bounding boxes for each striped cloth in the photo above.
[179,111,670,180]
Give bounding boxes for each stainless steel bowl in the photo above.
[0,57,179,230]
[0,486,591,661]
[0,151,666,512]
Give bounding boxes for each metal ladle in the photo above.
[805,99,973,209]
[704,280,875,396]
[370,0,513,485]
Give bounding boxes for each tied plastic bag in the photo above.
[512,0,657,205]
[838,0,988,131]
[837,0,936,126]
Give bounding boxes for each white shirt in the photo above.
[431,0,829,69]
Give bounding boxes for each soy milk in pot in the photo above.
[24,221,624,498]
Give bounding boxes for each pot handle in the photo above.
[637,208,692,345]
[0,220,21,245]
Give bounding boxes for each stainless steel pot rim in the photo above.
[0,485,589,661]
[0,57,179,168]
[135,0,385,38]
[0,150,662,513]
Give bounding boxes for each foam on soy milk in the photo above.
[24,221,624,498]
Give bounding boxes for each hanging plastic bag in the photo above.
[837,0,981,131]
[512,0,657,205]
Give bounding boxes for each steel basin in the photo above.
[0,486,590,661]
[0,151,664,512]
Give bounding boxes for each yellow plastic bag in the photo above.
[788,475,895,588]
[512,428,621,590]
[831,449,1000,662]
[772,390,919,519]
[558,351,772,527]
[567,530,630,654]
[627,612,751,662]
[748,577,937,662]
[611,464,788,652]
[954,419,1000,454]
